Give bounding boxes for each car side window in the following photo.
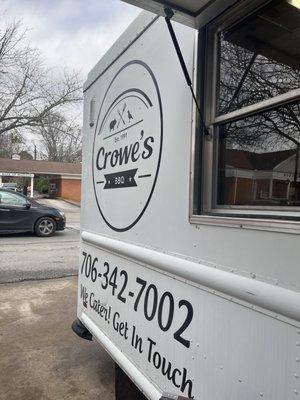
[0,192,24,206]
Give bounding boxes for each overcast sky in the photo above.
[1,0,140,77]
[0,0,141,150]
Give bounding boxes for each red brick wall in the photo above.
[224,177,236,204]
[235,178,253,205]
[60,179,81,202]
[224,177,253,205]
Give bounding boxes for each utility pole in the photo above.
[34,144,37,160]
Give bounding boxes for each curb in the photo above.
[61,198,81,208]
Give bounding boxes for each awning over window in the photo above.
[121,0,239,28]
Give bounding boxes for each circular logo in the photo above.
[92,60,163,232]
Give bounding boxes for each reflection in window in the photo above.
[218,0,300,115]
[217,102,300,206]
[0,192,24,206]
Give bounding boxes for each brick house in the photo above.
[223,149,300,205]
[0,158,81,202]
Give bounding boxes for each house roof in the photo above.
[226,150,254,169]
[0,158,81,176]
[226,149,296,170]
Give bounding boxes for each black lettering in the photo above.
[142,136,154,159]
[161,357,173,381]
[181,368,194,399]
[80,284,86,298]
[146,337,193,397]
[89,292,94,308]
[174,300,193,348]
[97,137,151,171]
[144,284,158,321]
[117,270,128,304]
[119,145,132,165]
[95,299,100,313]
[153,352,161,369]
[172,368,182,388]
[158,291,174,331]
[110,149,119,167]
[131,142,140,162]
[147,337,156,362]
[113,312,120,331]
[96,147,105,170]
[104,151,112,169]
[131,326,143,353]
[99,305,105,317]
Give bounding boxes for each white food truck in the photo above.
[72,0,300,399]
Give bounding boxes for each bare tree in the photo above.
[36,112,82,163]
[218,37,300,184]
[0,130,28,158]
[0,19,82,136]
[219,38,300,117]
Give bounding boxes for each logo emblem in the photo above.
[92,61,163,232]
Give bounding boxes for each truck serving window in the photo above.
[196,0,300,228]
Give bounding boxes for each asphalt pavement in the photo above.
[0,199,81,284]
[0,200,116,400]
[0,277,115,400]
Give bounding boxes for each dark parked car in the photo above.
[0,189,66,236]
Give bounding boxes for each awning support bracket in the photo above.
[164,7,210,136]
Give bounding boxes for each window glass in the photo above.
[0,191,25,206]
[218,0,300,115]
[217,102,300,207]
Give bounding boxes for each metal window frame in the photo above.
[189,0,300,234]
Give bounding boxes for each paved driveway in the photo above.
[0,199,81,284]
[0,277,114,400]
[0,201,115,400]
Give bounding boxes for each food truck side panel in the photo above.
[81,15,300,294]
[78,13,300,400]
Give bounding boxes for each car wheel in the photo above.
[35,217,56,237]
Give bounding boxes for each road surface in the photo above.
[0,199,81,283]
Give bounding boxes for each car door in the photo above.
[0,191,34,232]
